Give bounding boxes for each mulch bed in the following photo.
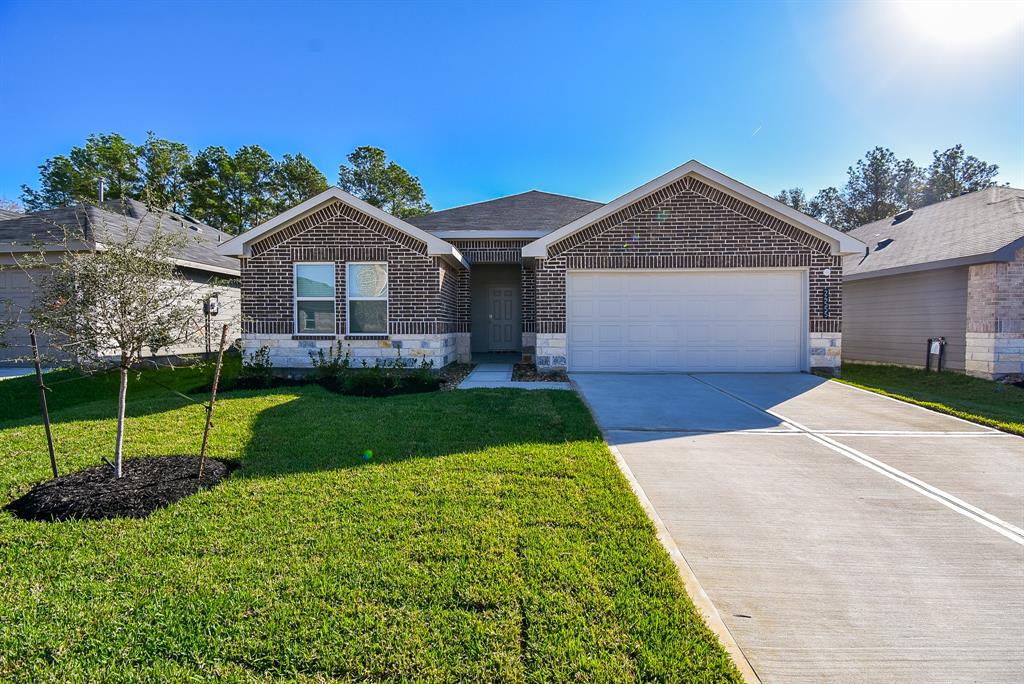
[5,456,232,522]
[513,363,568,383]
[440,363,475,390]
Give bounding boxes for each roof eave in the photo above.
[844,237,1024,281]
[522,160,865,258]
[218,187,467,268]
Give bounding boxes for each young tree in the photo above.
[338,146,432,218]
[29,204,209,477]
[921,144,1000,205]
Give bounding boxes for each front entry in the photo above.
[489,286,517,351]
[471,264,522,353]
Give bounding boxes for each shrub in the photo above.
[238,346,274,388]
[309,343,351,382]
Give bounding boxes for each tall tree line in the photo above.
[776,144,1001,231]
[20,136,432,234]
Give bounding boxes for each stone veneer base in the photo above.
[965,332,1024,380]
[537,331,843,374]
[245,333,459,369]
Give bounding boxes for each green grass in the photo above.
[0,356,241,422]
[836,363,1024,435]
[0,369,740,682]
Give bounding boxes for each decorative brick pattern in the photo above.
[447,238,535,336]
[241,199,464,357]
[448,238,531,265]
[536,186,841,335]
[534,181,843,370]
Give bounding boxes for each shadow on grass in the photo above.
[234,385,597,479]
[0,360,237,426]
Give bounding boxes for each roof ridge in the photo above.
[422,189,601,216]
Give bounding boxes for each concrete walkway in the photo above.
[574,372,1024,683]
[458,363,572,390]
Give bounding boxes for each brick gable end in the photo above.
[535,180,842,335]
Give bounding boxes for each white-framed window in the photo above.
[294,262,335,335]
[346,262,388,335]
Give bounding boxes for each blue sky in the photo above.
[1,0,1021,210]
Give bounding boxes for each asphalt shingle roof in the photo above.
[0,199,239,274]
[0,208,23,220]
[844,186,1024,278]
[405,190,603,234]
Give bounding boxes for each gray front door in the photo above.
[489,287,516,351]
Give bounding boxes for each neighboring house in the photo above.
[0,199,240,365]
[220,160,862,373]
[0,208,23,220]
[843,187,1024,380]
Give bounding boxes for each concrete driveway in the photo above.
[573,373,1024,683]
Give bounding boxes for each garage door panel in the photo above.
[567,271,804,373]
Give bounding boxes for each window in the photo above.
[294,263,335,334]
[347,262,388,335]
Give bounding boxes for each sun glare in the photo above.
[889,0,1024,49]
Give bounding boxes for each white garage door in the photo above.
[567,270,804,372]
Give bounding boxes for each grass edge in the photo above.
[830,377,1022,436]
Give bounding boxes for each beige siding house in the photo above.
[0,200,240,365]
[843,187,1024,380]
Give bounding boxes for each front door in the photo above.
[489,286,516,351]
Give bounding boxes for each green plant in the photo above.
[238,346,274,388]
[309,342,351,381]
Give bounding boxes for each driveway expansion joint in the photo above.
[688,374,1024,545]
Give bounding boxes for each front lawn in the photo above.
[837,363,1024,435]
[0,375,740,681]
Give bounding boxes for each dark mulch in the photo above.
[513,363,569,382]
[5,456,232,522]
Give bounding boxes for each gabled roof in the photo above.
[522,160,864,258]
[0,199,240,276]
[844,186,1024,280]
[405,190,603,238]
[218,187,466,268]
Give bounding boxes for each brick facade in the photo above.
[447,238,536,343]
[239,176,846,372]
[533,176,842,371]
[241,199,466,367]
[965,246,1024,379]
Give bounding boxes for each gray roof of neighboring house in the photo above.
[844,186,1024,280]
[0,199,239,275]
[405,190,603,235]
[0,208,23,220]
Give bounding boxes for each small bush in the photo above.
[237,346,274,389]
[309,343,351,382]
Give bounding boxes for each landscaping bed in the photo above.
[6,456,231,522]
[513,362,569,382]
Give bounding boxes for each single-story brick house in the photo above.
[0,199,240,364]
[220,160,863,373]
[843,186,1024,380]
